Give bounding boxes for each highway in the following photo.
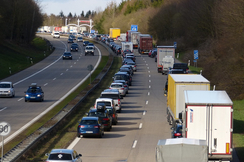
[0,35,101,145]
[70,49,172,162]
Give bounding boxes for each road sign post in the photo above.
[0,122,11,162]
[194,50,198,68]
[87,65,94,85]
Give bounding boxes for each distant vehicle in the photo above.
[100,89,122,112]
[45,149,82,162]
[109,83,126,97]
[106,106,118,125]
[137,34,153,54]
[67,38,74,43]
[24,83,44,102]
[0,82,15,97]
[125,62,137,72]
[77,116,104,138]
[63,52,72,60]
[172,63,189,74]
[121,42,133,55]
[69,35,76,40]
[85,46,95,56]
[83,41,89,46]
[77,37,83,42]
[70,43,79,52]
[109,28,120,40]
[113,72,132,86]
[53,32,60,38]
[157,46,175,73]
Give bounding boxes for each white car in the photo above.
[46,149,82,162]
[0,82,15,97]
[109,83,126,97]
[53,32,60,38]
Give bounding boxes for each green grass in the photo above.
[233,100,244,161]
[189,66,203,74]
[0,37,53,79]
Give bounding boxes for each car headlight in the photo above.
[25,94,29,97]
[37,94,41,97]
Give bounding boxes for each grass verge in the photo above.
[0,37,53,80]
[21,56,122,161]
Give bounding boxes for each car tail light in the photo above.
[103,118,109,121]
[124,85,127,87]
[113,114,115,118]
[186,69,189,74]
[94,125,100,128]
[79,125,85,128]
[118,98,121,104]
[120,88,124,90]
[174,133,181,137]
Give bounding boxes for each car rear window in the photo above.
[89,111,106,117]
[100,94,119,99]
[111,84,122,88]
[97,101,111,107]
[80,120,97,125]
[114,75,127,80]
[49,153,72,160]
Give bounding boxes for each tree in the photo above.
[59,10,64,17]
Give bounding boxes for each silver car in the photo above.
[0,82,15,97]
[109,83,126,97]
[45,149,82,162]
[113,80,129,94]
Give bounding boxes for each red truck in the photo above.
[137,34,153,54]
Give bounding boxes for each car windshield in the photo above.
[79,120,97,125]
[0,84,10,88]
[88,111,106,117]
[27,88,41,93]
[49,153,72,160]
[86,47,94,49]
[64,53,71,56]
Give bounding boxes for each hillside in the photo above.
[93,0,244,100]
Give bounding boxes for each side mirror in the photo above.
[45,153,49,156]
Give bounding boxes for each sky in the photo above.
[39,0,122,16]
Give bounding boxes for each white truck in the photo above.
[157,46,175,73]
[121,42,133,53]
[126,31,140,48]
[183,90,233,161]
[161,56,174,75]
[156,138,208,162]
[119,33,126,41]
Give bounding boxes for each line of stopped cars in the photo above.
[77,47,137,138]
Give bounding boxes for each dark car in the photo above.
[150,50,157,58]
[83,41,89,46]
[115,46,121,55]
[87,106,112,131]
[122,49,132,57]
[69,35,76,40]
[63,52,72,60]
[172,63,189,74]
[88,43,94,47]
[70,43,79,52]
[67,38,74,43]
[171,123,183,138]
[106,106,118,125]
[113,72,132,86]
[77,117,104,138]
[24,83,44,102]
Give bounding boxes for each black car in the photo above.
[87,105,112,131]
[171,123,183,138]
[83,41,89,46]
[69,34,76,40]
[113,72,132,86]
[70,43,79,52]
[172,63,189,74]
[63,52,72,60]
[106,106,118,125]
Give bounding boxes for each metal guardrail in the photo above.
[0,38,115,162]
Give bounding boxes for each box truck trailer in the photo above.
[110,28,120,40]
[137,34,153,54]
[183,90,233,161]
[157,46,175,73]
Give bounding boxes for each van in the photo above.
[94,98,117,112]
[100,89,122,112]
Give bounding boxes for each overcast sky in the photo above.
[39,0,122,16]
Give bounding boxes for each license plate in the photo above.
[31,97,35,98]
[86,131,93,133]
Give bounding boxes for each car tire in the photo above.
[99,133,102,138]
[25,100,27,102]
[77,133,80,138]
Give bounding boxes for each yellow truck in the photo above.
[109,28,120,40]
[166,74,210,125]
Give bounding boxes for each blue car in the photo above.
[24,83,44,102]
[77,117,104,138]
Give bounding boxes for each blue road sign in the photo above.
[174,42,177,48]
[131,25,138,31]
[193,60,197,63]
[194,50,198,60]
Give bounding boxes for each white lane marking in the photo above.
[60,73,63,75]
[70,65,73,68]
[44,83,48,86]
[149,85,151,88]
[146,64,148,66]
[148,71,150,73]
[147,67,149,69]
[143,111,146,115]
[13,55,63,86]
[66,69,69,71]
[146,101,148,105]
[53,78,56,80]
[77,60,78,61]
[144,61,146,63]
[18,98,24,101]
[74,62,76,64]
[67,137,81,149]
[148,92,150,96]
[149,80,151,82]
[0,45,102,148]
[139,123,143,129]
[132,140,137,148]
[0,107,7,112]
[143,58,145,60]
[149,75,151,77]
